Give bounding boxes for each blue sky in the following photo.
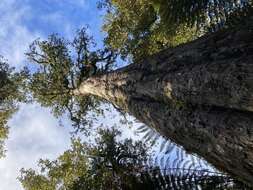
[0,0,105,69]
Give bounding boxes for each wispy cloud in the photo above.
[0,0,41,68]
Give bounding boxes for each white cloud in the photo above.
[0,104,72,190]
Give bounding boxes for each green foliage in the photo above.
[99,0,252,61]
[19,128,148,190]
[0,57,28,157]
[149,0,252,28]
[0,110,11,157]
[19,127,250,190]
[100,0,201,61]
[27,28,116,132]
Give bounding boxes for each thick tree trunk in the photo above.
[74,20,253,184]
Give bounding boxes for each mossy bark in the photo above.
[74,20,253,185]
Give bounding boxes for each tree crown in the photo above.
[99,0,252,61]
[27,28,116,133]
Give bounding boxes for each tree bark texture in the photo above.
[74,20,253,184]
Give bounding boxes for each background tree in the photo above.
[19,128,148,190]
[0,57,28,157]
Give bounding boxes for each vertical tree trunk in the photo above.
[74,20,253,184]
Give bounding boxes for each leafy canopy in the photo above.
[100,0,252,61]
[0,57,28,157]
[19,128,148,190]
[27,28,116,132]
[100,0,201,61]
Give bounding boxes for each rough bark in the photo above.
[74,20,253,184]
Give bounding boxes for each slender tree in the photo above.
[25,2,253,185]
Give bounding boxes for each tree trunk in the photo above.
[74,20,253,185]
